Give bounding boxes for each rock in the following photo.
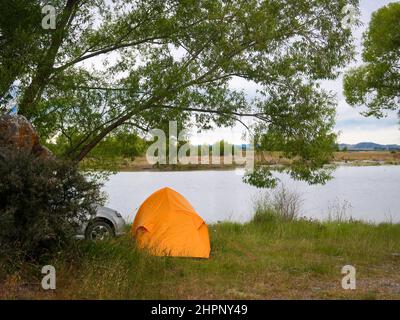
[0,114,53,159]
[31,143,54,159]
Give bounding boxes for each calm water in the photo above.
[102,166,400,224]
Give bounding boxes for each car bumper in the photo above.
[114,216,127,236]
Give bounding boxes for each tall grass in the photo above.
[2,185,400,299]
[327,198,354,222]
[20,217,398,299]
[252,184,303,223]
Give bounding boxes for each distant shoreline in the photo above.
[80,151,400,172]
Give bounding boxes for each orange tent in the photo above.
[131,187,210,258]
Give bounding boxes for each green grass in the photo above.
[2,214,400,299]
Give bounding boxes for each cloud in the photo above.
[80,0,399,145]
[203,0,399,145]
[336,126,400,145]
[331,0,400,144]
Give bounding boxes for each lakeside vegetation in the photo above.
[2,209,400,300]
[2,187,400,300]
[79,151,400,172]
[48,132,399,171]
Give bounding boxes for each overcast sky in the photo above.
[190,0,400,145]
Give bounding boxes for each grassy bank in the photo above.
[2,216,400,299]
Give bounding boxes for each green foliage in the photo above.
[0,151,105,263]
[248,82,338,187]
[2,0,360,187]
[90,132,148,158]
[46,129,148,159]
[0,0,43,104]
[210,140,234,156]
[251,207,279,224]
[252,185,302,222]
[344,2,400,118]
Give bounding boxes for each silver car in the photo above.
[76,206,126,241]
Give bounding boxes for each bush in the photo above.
[252,193,278,223]
[0,151,105,263]
[327,198,353,222]
[252,184,303,223]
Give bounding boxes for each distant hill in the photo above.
[339,142,400,151]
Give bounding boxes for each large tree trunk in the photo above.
[18,0,79,117]
[71,113,133,162]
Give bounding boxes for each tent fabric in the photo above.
[131,187,210,258]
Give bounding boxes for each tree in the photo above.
[1,0,360,187]
[46,128,148,159]
[344,2,400,118]
[0,0,44,108]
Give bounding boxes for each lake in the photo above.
[102,166,400,224]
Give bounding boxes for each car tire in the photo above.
[85,220,115,241]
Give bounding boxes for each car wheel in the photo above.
[86,220,115,241]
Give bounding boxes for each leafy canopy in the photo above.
[344,2,400,118]
[0,0,43,105]
[0,0,360,187]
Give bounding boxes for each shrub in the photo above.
[0,151,105,263]
[252,184,303,223]
[271,184,303,221]
[327,198,353,222]
[252,193,278,223]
